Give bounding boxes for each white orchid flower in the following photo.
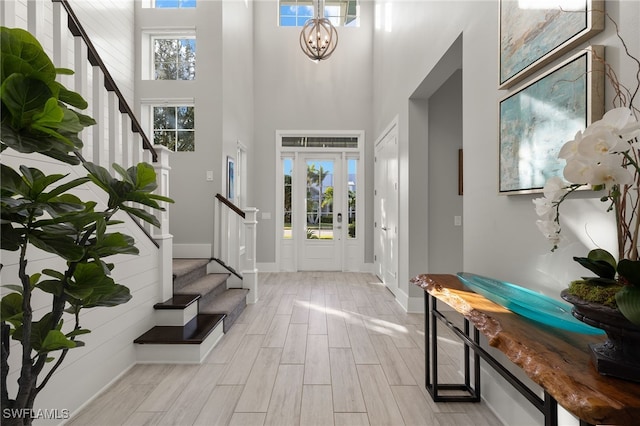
[558,130,582,160]
[563,157,594,184]
[588,107,640,152]
[588,155,633,187]
[542,176,567,201]
[536,219,561,246]
[532,197,554,218]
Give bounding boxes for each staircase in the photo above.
[134,259,249,363]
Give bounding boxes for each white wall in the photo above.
[2,1,163,422]
[372,0,640,424]
[252,0,375,266]
[72,0,137,103]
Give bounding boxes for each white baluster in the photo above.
[121,115,132,167]
[91,67,105,166]
[1,0,16,27]
[243,208,259,304]
[108,91,122,169]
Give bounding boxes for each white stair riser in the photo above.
[134,322,224,363]
[154,302,199,326]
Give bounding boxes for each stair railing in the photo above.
[1,0,173,301]
[214,194,259,303]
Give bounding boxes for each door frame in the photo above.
[275,130,364,272]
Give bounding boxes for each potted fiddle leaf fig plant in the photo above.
[0,27,173,425]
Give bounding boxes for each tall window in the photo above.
[283,158,293,239]
[347,158,357,238]
[153,106,195,152]
[152,0,195,8]
[279,0,359,27]
[153,37,196,80]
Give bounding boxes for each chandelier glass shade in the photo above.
[299,1,338,62]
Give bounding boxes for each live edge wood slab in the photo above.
[411,273,640,426]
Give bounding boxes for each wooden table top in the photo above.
[411,273,640,426]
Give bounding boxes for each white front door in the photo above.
[297,154,343,271]
[375,127,398,295]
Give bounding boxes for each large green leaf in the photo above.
[28,231,85,261]
[0,292,23,326]
[81,283,132,308]
[1,74,53,129]
[40,329,77,353]
[573,256,617,280]
[617,259,640,287]
[89,232,139,258]
[1,27,56,83]
[616,286,640,326]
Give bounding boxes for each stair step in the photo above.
[200,288,249,333]
[134,313,225,345]
[154,294,200,310]
[174,273,230,301]
[173,258,210,290]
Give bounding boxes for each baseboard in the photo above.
[173,244,211,259]
[256,262,278,272]
[391,287,425,314]
[256,262,375,273]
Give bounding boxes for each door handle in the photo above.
[337,213,342,223]
[381,226,388,231]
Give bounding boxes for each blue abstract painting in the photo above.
[499,52,587,193]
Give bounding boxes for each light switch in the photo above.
[454,216,462,226]
[206,171,214,181]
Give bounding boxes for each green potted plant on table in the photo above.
[533,19,640,381]
[1,27,172,425]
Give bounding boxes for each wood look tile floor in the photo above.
[67,272,502,426]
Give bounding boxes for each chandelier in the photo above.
[299,0,338,62]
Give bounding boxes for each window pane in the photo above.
[177,106,194,129]
[154,130,176,151]
[279,1,359,27]
[283,158,293,239]
[154,0,196,8]
[348,159,356,238]
[153,106,195,151]
[177,131,195,151]
[154,38,195,80]
[306,160,333,240]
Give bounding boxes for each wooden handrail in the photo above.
[53,0,157,162]
[215,194,245,218]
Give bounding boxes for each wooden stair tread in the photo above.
[134,314,225,344]
[154,294,200,309]
[199,289,249,315]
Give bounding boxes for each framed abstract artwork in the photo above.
[499,0,604,89]
[226,156,235,201]
[499,46,604,194]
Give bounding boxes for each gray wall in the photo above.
[427,69,463,274]
[136,1,254,256]
[252,1,375,265]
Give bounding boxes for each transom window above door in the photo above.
[279,0,360,27]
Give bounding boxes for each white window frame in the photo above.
[140,98,195,152]
[141,29,196,81]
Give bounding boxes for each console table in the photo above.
[411,273,640,426]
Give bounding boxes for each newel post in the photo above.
[153,145,173,301]
[243,208,259,304]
